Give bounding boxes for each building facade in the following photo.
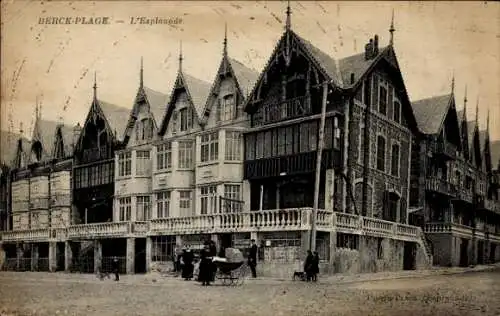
[2,5,498,277]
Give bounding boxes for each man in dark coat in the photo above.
[111,256,120,281]
[209,240,217,282]
[304,250,314,282]
[199,244,213,286]
[248,239,258,278]
[312,251,320,282]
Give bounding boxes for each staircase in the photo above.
[418,228,433,266]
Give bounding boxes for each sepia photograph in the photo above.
[0,1,499,315]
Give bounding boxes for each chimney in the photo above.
[72,122,82,150]
[365,39,373,60]
[373,35,379,55]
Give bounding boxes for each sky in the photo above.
[1,1,499,140]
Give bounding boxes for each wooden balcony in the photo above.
[433,141,456,160]
[244,149,341,180]
[81,146,112,163]
[454,188,474,204]
[425,177,457,197]
[252,95,312,126]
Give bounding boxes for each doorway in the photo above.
[490,243,497,263]
[403,241,416,270]
[218,234,233,257]
[459,238,469,267]
[56,242,65,271]
[135,238,146,274]
[477,240,484,265]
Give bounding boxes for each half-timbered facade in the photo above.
[410,86,500,267]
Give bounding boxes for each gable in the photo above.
[457,110,470,161]
[159,72,211,136]
[244,30,342,113]
[52,127,65,159]
[412,94,451,135]
[440,98,461,149]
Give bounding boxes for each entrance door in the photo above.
[477,240,484,265]
[135,238,146,274]
[403,242,416,270]
[56,242,65,271]
[490,244,497,263]
[459,238,469,267]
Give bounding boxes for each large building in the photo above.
[1,5,499,276]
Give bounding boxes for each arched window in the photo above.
[376,136,386,171]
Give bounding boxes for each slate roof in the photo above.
[0,131,29,167]
[294,33,343,87]
[182,73,212,119]
[228,57,259,97]
[338,47,389,87]
[411,94,452,135]
[99,100,131,142]
[56,124,76,157]
[31,119,63,161]
[143,86,169,125]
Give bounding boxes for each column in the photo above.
[329,230,337,274]
[48,242,57,272]
[145,237,152,273]
[324,169,335,211]
[126,237,135,274]
[16,244,24,271]
[93,240,102,273]
[31,244,39,271]
[242,180,251,212]
[64,241,73,272]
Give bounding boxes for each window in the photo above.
[119,197,131,221]
[221,95,235,121]
[152,236,176,262]
[379,86,387,115]
[245,134,255,160]
[200,132,219,162]
[179,191,192,216]
[156,143,172,171]
[393,100,401,123]
[391,143,400,177]
[118,152,132,177]
[225,131,241,161]
[376,136,386,172]
[223,184,242,213]
[178,141,194,169]
[336,233,359,250]
[200,186,217,215]
[136,150,151,176]
[136,118,154,141]
[156,191,170,218]
[136,196,151,221]
[377,238,383,259]
[358,123,365,164]
[179,107,193,132]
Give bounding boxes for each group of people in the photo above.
[304,250,320,282]
[175,240,218,286]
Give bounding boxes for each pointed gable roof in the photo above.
[159,71,211,135]
[52,124,75,158]
[30,119,62,161]
[338,46,389,87]
[412,94,452,135]
[99,100,131,142]
[244,29,344,112]
[143,86,169,125]
[0,131,29,167]
[227,57,259,98]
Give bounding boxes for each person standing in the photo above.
[248,239,258,278]
[111,256,120,281]
[304,250,314,282]
[199,244,213,286]
[181,246,194,281]
[312,251,320,282]
[209,240,217,282]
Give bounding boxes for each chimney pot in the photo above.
[374,35,379,55]
[365,41,372,60]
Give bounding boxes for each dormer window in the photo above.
[221,94,235,121]
[31,141,42,162]
[136,118,154,141]
[179,107,193,132]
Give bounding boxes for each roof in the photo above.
[0,130,29,167]
[143,86,169,124]
[338,47,389,87]
[32,119,63,161]
[227,57,259,97]
[411,94,452,135]
[491,140,500,169]
[294,32,342,87]
[57,124,75,157]
[182,72,212,119]
[99,100,131,142]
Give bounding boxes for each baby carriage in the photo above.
[213,248,248,286]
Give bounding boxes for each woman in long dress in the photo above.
[181,247,194,281]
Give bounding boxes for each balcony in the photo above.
[425,177,457,197]
[424,222,473,235]
[454,188,474,204]
[433,141,456,160]
[244,149,341,180]
[68,222,130,239]
[252,95,312,126]
[1,228,51,242]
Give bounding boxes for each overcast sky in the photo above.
[1,1,499,140]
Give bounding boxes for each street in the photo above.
[0,269,499,316]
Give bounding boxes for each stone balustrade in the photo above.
[0,209,462,243]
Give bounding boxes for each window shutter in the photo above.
[388,85,394,120]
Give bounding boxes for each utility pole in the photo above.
[310,80,329,252]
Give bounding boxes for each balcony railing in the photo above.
[1,228,51,242]
[68,222,129,239]
[252,95,312,126]
[454,188,474,204]
[424,222,474,235]
[81,146,111,163]
[425,177,456,197]
[434,141,457,160]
